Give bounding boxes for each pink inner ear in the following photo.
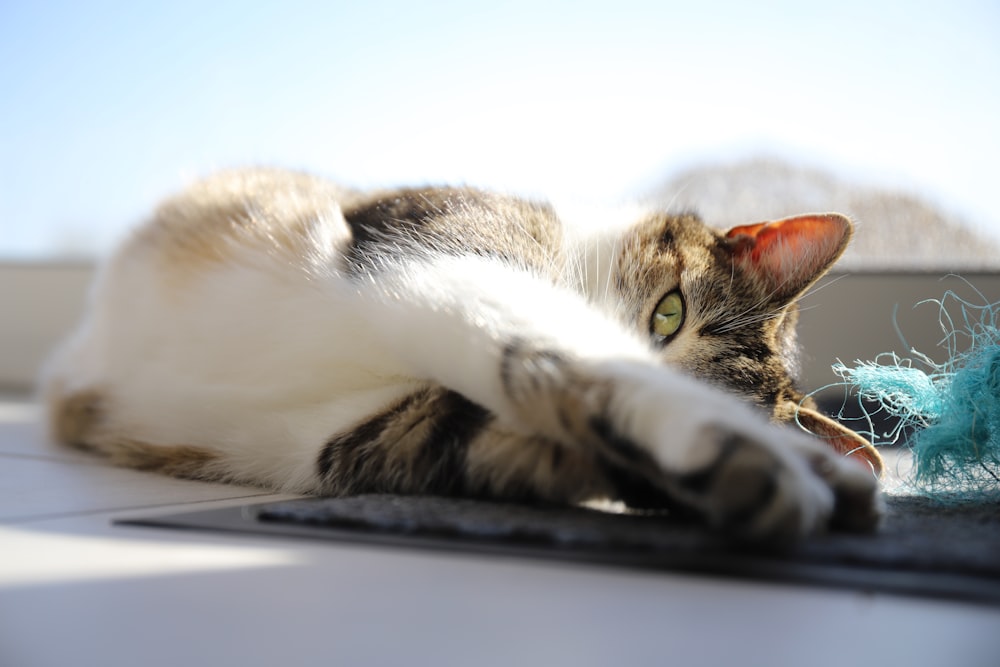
[726,214,850,298]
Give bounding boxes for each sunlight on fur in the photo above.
[41,168,883,543]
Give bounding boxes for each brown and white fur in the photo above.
[42,168,883,542]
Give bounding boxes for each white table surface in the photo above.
[2,397,998,667]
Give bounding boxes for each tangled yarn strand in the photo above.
[817,286,1000,501]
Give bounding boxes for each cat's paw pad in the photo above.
[790,437,884,534]
[674,425,881,542]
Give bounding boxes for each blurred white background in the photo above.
[2,0,998,258]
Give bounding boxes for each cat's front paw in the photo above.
[667,421,883,542]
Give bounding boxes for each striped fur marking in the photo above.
[317,388,492,496]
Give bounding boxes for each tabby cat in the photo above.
[42,168,883,541]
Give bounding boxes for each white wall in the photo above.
[797,272,1000,397]
[2,263,998,398]
[0,263,94,392]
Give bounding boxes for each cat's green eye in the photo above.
[651,290,684,339]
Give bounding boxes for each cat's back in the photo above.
[41,170,582,486]
[123,169,567,278]
[45,169,371,404]
[122,168,361,275]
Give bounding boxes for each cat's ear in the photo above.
[793,404,884,477]
[725,213,851,301]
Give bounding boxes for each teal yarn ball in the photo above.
[823,287,1000,501]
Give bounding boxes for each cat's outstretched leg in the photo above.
[495,346,882,541]
[355,255,883,541]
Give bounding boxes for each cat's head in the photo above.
[614,210,882,475]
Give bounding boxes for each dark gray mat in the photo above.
[118,494,1000,605]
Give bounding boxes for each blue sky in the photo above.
[2,1,998,257]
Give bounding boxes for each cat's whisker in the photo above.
[711,309,785,334]
[794,303,822,316]
[707,286,777,334]
[601,236,620,306]
[799,272,849,301]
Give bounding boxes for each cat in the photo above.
[41,168,884,542]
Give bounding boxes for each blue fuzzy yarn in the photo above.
[833,359,945,422]
[827,289,1000,500]
[911,343,1000,494]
